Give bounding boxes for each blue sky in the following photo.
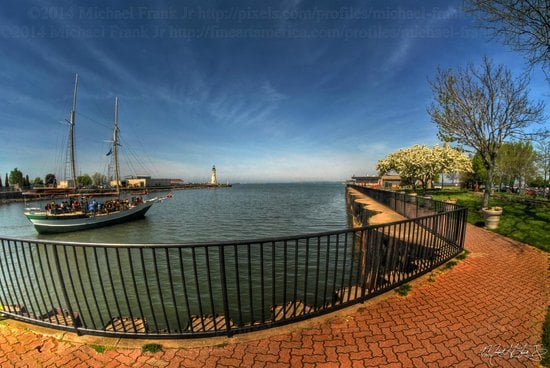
[0,0,548,183]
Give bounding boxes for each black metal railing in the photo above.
[0,187,467,338]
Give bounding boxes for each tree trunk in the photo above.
[483,166,493,208]
[420,179,427,195]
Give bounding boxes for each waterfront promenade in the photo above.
[0,194,547,367]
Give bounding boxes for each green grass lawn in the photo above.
[428,190,550,253]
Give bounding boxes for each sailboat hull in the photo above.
[25,201,156,234]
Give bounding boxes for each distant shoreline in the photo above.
[0,183,233,206]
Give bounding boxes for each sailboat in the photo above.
[24,75,161,234]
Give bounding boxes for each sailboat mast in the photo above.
[113,97,120,195]
[69,73,78,189]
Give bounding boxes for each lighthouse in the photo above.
[211,165,217,185]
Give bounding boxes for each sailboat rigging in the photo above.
[67,73,78,189]
[24,75,162,234]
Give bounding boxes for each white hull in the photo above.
[25,200,157,234]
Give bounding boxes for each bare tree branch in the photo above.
[427,57,546,207]
[466,0,550,80]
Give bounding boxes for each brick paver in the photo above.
[0,225,547,367]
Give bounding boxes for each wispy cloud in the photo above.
[207,79,287,130]
[383,5,460,72]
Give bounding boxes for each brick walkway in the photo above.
[0,225,547,367]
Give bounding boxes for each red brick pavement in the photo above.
[0,225,547,367]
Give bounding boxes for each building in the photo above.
[351,175,379,187]
[170,178,185,187]
[351,175,402,189]
[127,177,147,188]
[380,175,401,189]
[125,176,182,188]
[57,180,75,189]
[109,179,126,188]
[211,165,217,185]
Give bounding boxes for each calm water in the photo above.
[0,182,359,332]
[0,182,351,243]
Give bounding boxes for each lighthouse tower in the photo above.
[211,165,217,185]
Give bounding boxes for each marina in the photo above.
[0,182,349,243]
[0,186,466,338]
[0,183,354,336]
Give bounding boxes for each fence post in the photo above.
[52,245,79,335]
[218,246,233,336]
[359,230,369,301]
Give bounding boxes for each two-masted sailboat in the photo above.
[24,75,161,234]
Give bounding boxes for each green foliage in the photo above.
[142,343,162,354]
[395,283,412,296]
[461,153,487,189]
[33,177,44,185]
[90,344,106,353]
[76,174,93,187]
[455,250,470,260]
[535,140,550,186]
[9,168,24,187]
[443,260,458,270]
[431,191,550,252]
[495,141,538,188]
[91,172,107,187]
[529,176,549,188]
[4,174,8,188]
[45,173,56,187]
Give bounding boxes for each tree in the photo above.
[461,153,487,190]
[428,57,546,207]
[76,174,92,187]
[91,172,107,187]
[447,172,459,184]
[529,175,548,188]
[45,173,56,187]
[4,173,8,188]
[376,144,473,194]
[535,138,550,184]
[0,174,2,188]
[495,141,538,190]
[466,0,550,80]
[33,177,44,186]
[9,168,24,188]
[24,175,30,188]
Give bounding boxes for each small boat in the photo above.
[24,75,162,234]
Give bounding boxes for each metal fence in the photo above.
[0,187,467,338]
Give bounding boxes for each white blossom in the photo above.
[376,144,473,190]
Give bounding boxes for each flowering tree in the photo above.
[376,144,473,193]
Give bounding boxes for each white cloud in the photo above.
[208,79,287,129]
[383,6,460,72]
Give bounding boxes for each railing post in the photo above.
[218,246,232,336]
[460,208,468,249]
[359,230,368,301]
[52,245,79,335]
